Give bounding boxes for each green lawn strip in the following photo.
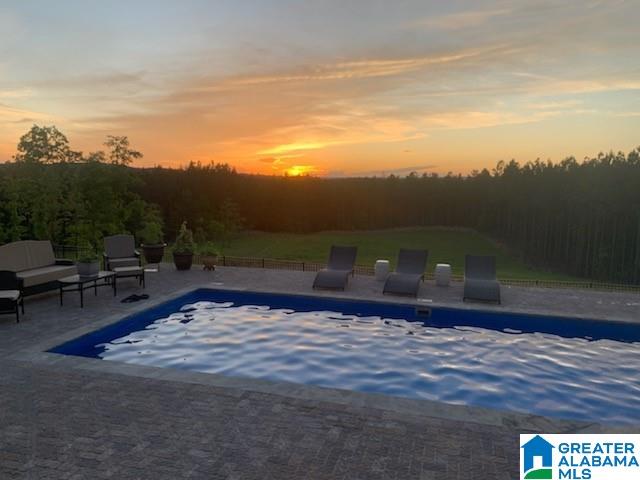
[218,228,578,281]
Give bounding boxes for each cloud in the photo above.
[258,142,329,156]
[412,8,510,30]
[29,71,148,91]
[527,100,583,110]
[0,103,52,124]
[0,88,34,99]
[225,51,480,86]
[2,0,638,174]
[420,110,561,130]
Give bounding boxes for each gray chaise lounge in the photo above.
[463,254,501,304]
[0,240,76,296]
[313,246,358,290]
[383,248,429,297]
[103,235,141,270]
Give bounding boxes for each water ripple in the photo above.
[98,303,640,425]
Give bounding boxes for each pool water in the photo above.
[51,289,640,425]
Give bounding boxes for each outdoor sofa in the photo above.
[0,240,76,297]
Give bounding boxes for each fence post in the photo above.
[223,256,226,266]
[302,262,305,272]
[262,258,265,269]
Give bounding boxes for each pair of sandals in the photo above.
[121,294,149,303]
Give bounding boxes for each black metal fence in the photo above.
[53,244,640,294]
[53,244,95,260]
[209,255,640,293]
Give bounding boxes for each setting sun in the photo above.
[1,2,639,176]
[284,165,317,177]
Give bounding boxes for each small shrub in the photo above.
[78,254,99,263]
[138,219,164,245]
[173,221,195,254]
[198,241,220,257]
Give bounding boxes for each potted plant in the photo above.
[172,221,195,270]
[138,220,167,264]
[198,242,220,271]
[77,253,100,277]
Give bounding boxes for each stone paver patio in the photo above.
[1,265,638,479]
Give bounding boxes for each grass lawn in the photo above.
[219,228,577,281]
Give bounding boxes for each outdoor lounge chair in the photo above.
[383,249,429,297]
[0,270,24,323]
[313,246,357,290]
[103,235,141,271]
[463,254,501,304]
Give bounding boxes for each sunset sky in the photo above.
[1,0,639,176]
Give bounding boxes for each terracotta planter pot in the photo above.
[141,243,167,264]
[173,252,193,271]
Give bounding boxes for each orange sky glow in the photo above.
[1,1,639,176]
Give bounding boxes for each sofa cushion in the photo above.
[27,240,56,269]
[17,265,78,287]
[0,242,30,272]
[0,240,56,271]
[108,257,140,269]
[0,290,20,301]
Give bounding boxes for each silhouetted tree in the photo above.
[14,125,80,164]
[104,135,142,165]
[2,125,640,283]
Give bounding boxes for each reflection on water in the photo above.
[98,301,640,425]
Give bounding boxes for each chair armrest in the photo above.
[55,259,75,266]
[0,270,22,291]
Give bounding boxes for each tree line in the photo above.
[1,125,639,283]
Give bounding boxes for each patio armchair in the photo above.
[0,270,24,323]
[383,249,429,297]
[313,246,358,290]
[103,235,141,271]
[463,255,501,304]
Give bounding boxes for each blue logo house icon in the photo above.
[521,435,554,479]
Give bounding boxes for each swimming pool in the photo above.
[51,288,640,425]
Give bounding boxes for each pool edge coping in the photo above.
[11,281,640,434]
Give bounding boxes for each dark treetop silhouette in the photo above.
[1,125,639,284]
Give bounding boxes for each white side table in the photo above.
[434,263,452,287]
[374,260,390,281]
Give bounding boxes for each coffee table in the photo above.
[58,271,116,308]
